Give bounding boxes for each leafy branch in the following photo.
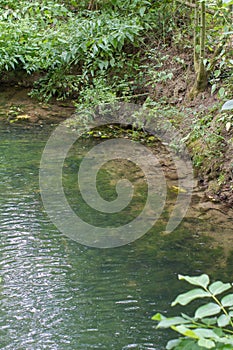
[153,274,233,349]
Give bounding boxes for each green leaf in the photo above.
[222,0,233,5]
[194,328,219,339]
[217,337,233,346]
[166,339,181,349]
[226,122,231,132]
[151,313,164,321]
[221,294,233,307]
[198,338,215,349]
[211,83,217,95]
[98,61,105,70]
[218,87,225,99]
[181,313,193,321]
[209,281,232,296]
[172,325,198,339]
[195,303,221,319]
[217,314,231,327]
[201,317,217,326]
[172,288,210,306]
[173,338,202,349]
[222,100,233,111]
[178,274,210,289]
[157,316,189,329]
[139,6,146,17]
[213,327,225,337]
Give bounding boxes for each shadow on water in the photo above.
[0,122,233,349]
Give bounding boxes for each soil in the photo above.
[0,86,76,124]
[142,43,233,207]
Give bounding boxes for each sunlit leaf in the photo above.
[222,100,233,111]
[195,303,221,319]
[181,313,193,321]
[218,87,225,98]
[139,6,146,17]
[151,313,165,321]
[172,288,210,306]
[222,0,233,6]
[166,339,181,349]
[194,328,219,339]
[172,325,198,339]
[178,274,210,288]
[226,122,231,132]
[221,294,233,307]
[198,338,215,349]
[209,281,232,296]
[157,316,189,328]
[217,314,231,327]
[211,83,217,95]
[217,337,233,346]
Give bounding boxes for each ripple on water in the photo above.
[0,123,232,349]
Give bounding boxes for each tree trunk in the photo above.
[189,0,208,98]
[193,0,199,73]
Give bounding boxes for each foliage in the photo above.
[0,0,231,104]
[74,76,117,112]
[0,0,199,104]
[153,274,233,349]
[179,104,229,167]
[189,0,233,97]
[222,100,233,111]
[0,0,147,101]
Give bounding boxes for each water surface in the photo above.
[0,123,232,350]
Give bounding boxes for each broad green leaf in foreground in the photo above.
[198,338,215,349]
[151,313,165,321]
[172,324,198,339]
[209,281,232,296]
[178,274,210,289]
[166,339,181,350]
[217,337,233,346]
[221,294,233,307]
[194,328,219,339]
[172,288,210,306]
[201,317,217,326]
[195,303,221,319]
[156,316,190,329]
[217,314,231,327]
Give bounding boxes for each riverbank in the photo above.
[1,68,232,209]
[0,0,232,207]
[0,86,76,124]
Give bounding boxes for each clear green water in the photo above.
[0,123,232,350]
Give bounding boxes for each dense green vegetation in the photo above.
[0,0,232,104]
[0,0,148,102]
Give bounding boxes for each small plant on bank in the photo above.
[153,274,233,349]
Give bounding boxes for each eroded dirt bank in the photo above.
[0,86,76,124]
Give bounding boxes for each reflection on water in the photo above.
[0,123,232,349]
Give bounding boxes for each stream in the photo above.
[0,121,233,350]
